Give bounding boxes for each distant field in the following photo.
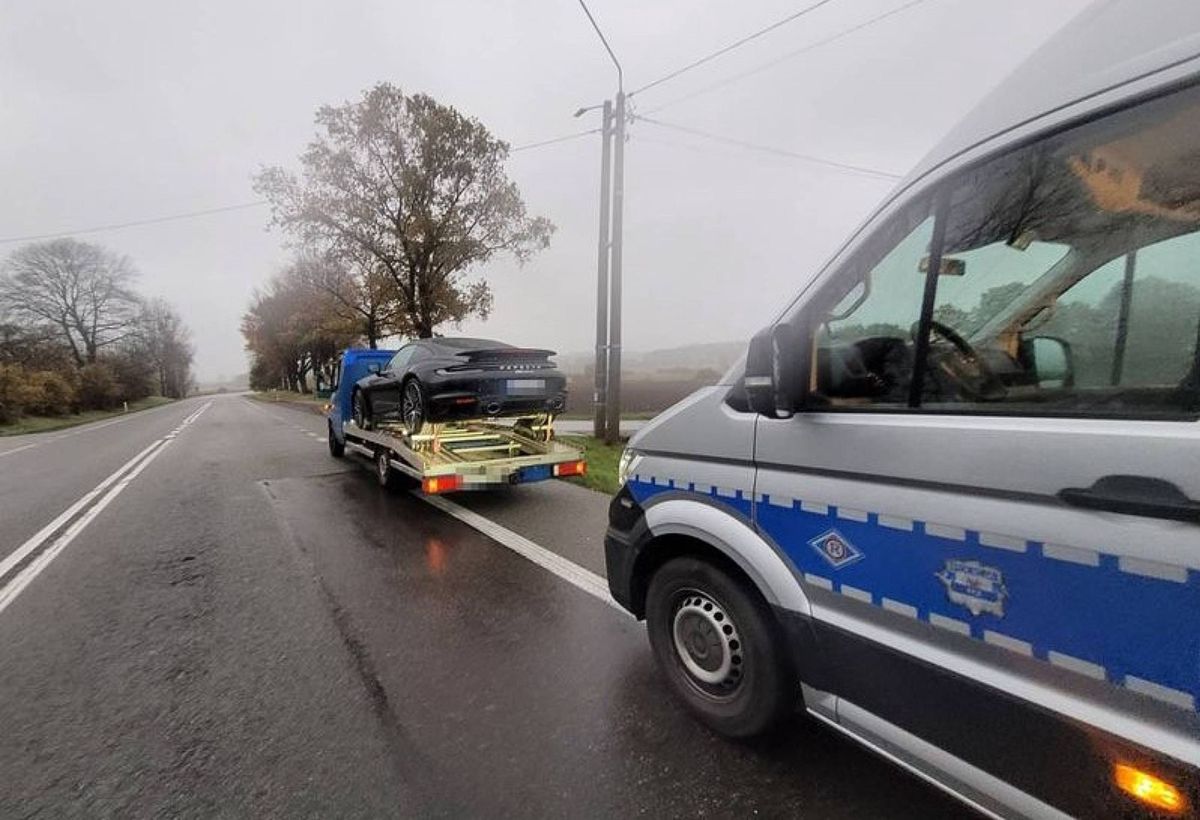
[0,396,175,437]
[563,375,709,415]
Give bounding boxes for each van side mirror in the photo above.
[744,324,803,418]
[1022,336,1074,388]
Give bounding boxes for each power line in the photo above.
[635,114,901,180]
[630,0,837,98]
[644,0,932,115]
[0,131,598,245]
[510,129,600,152]
[0,200,269,245]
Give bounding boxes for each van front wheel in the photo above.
[645,557,797,738]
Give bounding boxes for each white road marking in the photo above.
[418,493,629,616]
[0,400,181,458]
[0,439,162,582]
[0,402,211,616]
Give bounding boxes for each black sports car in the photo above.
[351,338,567,433]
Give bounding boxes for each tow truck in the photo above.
[324,348,585,493]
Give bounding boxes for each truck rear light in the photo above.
[553,460,586,477]
[422,475,463,494]
[1114,763,1186,814]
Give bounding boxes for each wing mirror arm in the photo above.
[744,323,806,418]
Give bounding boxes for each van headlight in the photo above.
[617,448,642,486]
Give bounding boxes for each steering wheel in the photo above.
[918,320,1006,401]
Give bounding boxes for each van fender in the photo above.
[643,497,811,616]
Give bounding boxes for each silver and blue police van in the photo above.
[605,2,1199,816]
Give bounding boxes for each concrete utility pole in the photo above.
[604,90,626,445]
[592,101,614,440]
[576,0,625,445]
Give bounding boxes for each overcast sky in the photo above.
[0,0,1091,382]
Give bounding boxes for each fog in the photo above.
[0,0,1090,382]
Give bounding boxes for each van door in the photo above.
[753,82,1200,813]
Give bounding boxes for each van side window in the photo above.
[812,207,934,407]
[810,83,1200,418]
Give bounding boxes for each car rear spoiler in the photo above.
[458,348,556,362]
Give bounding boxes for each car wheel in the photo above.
[352,389,372,430]
[328,422,345,458]
[401,379,426,435]
[645,557,797,738]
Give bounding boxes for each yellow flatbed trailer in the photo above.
[339,416,586,493]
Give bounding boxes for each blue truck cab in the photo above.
[326,348,395,456]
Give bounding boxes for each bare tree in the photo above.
[241,269,358,393]
[289,248,404,347]
[139,299,195,398]
[0,238,140,366]
[254,83,554,338]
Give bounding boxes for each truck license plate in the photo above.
[506,379,545,394]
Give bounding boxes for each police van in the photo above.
[604,2,1199,816]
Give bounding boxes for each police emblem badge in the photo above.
[937,559,1007,617]
[807,529,863,569]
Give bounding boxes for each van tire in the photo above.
[645,557,797,738]
[328,422,345,458]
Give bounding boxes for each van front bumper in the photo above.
[604,484,649,617]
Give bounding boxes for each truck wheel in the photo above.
[645,557,797,738]
[328,422,345,458]
[374,449,392,487]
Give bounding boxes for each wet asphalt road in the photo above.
[0,395,968,818]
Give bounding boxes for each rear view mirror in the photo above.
[919,256,966,277]
[367,362,381,374]
[744,324,803,418]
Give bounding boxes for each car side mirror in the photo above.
[1023,335,1074,388]
[744,323,804,418]
[366,362,381,374]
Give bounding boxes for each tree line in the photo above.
[0,237,195,424]
[242,83,552,392]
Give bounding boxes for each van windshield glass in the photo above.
[931,241,1070,336]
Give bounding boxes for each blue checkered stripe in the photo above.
[627,476,1200,713]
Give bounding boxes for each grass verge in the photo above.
[558,410,658,421]
[248,389,326,404]
[559,434,624,495]
[0,396,176,437]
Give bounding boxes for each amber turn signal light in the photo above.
[1114,763,1186,814]
[422,475,463,494]
[553,460,586,477]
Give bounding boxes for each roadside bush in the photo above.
[77,362,120,410]
[0,363,37,423]
[107,351,153,403]
[23,370,77,416]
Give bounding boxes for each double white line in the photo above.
[0,402,212,615]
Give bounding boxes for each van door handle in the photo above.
[1058,475,1200,523]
